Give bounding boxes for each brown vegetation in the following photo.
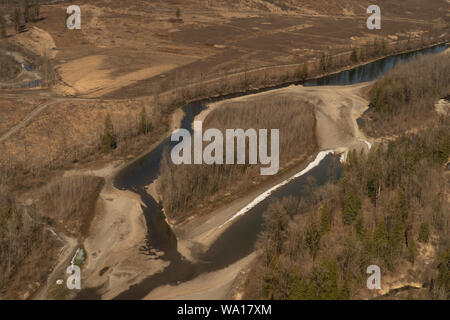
[0,53,21,81]
[0,185,59,299]
[245,117,450,299]
[0,0,448,299]
[0,100,162,192]
[158,96,317,222]
[244,52,450,299]
[32,175,104,238]
[363,52,450,137]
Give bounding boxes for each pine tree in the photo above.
[418,221,430,243]
[24,1,30,23]
[13,8,21,32]
[433,250,449,299]
[176,8,181,19]
[359,47,366,62]
[407,237,416,263]
[101,114,117,152]
[139,106,150,135]
[342,187,361,225]
[34,0,40,20]
[354,210,365,239]
[0,16,6,38]
[390,210,405,258]
[297,278,314,299]
[319,52,326,73]
[305,217,321,260]
[350,48,358,63]
[373,220,389,259]
[340,278,350,300]
[297,62,308,82]
[320,204,330,235]
[381,39,388,55]
[310,258,340,299]
[373,38,380,56]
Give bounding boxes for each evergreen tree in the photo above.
[305,217,321,260]
[359,47,366,62]
[34,0,40,20]
[24,1,30,23]
[373,220,389,259]
[310,258,341,299]
[342,187,361,225]
[389,210,405,259]
[433,250,449,299]
[13,8,21,32]
[0,16,6,38]
[320,204,330,235]
[407,237,416,263]
[418,221,430,243]
[354,210,365,239]
[381,39,388,55]
[101,114,117,152]
[139,106,150,135]
[319,52,326,73]
[340,278,350,300]
[297,278,314,299]
[297,62,308,82]
[350,48,358,63]
[373,38,379,56]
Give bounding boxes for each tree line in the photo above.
[245,117,449,299]
[244,51,450,299]
[363,52,450,137]
[0,0,40,37]
[0,184,58,298]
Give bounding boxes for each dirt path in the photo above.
[0,99,59,143]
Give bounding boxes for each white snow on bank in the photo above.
[218,150,335,229]
[70,248,81,267]
[359,138,372,150]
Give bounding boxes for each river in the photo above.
[76,43,447,300]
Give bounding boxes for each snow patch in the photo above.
[218,150,335,229]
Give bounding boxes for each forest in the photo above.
[363,53,450,136]
[244,54,450,300]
